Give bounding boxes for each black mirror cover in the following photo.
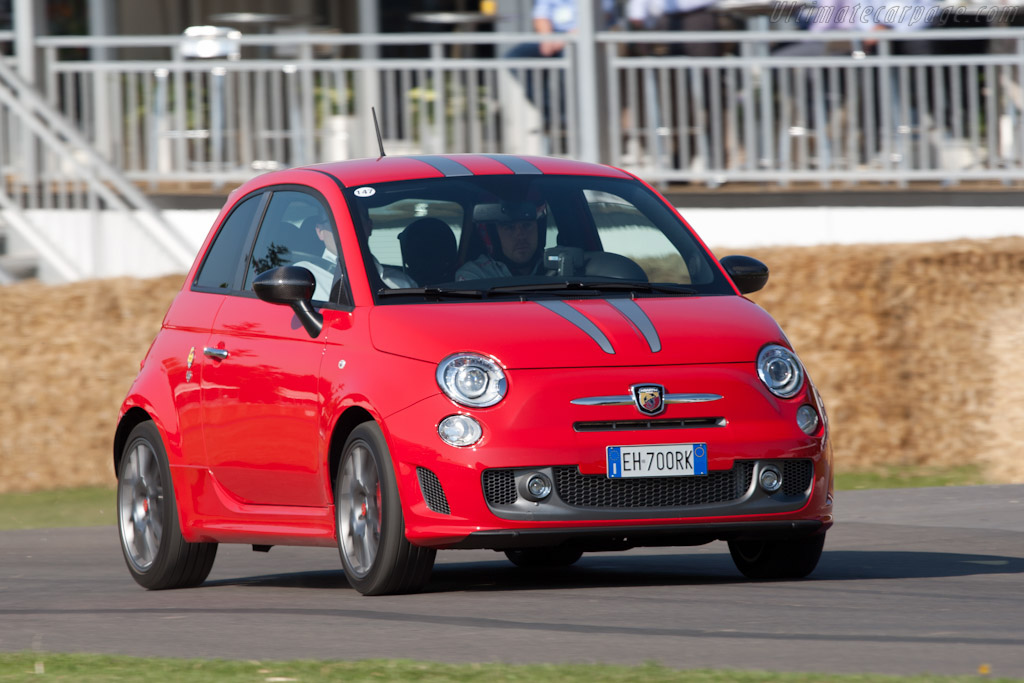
[720,255,769,295]
[253,266,316,304]
[252,266,323,337]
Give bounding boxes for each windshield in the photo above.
[348,175,732,303]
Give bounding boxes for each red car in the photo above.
[114,154,833,595]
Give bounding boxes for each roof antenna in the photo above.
[372,107,386,158]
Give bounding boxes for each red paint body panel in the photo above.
[370,296,785,368]
[201,296,328,506]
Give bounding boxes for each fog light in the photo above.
[759,465,782,493]
[797,405,820,435]
[437,414,482,447]
[521,472,552,502]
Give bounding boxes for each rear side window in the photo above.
[194,195,262,290]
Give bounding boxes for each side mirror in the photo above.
[720,255,769,295]
[253,266,323,338]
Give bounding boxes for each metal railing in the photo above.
[36,33,580,189]
[604,28,1024,186]
[22,28,1024,188]
[0,56,195,280]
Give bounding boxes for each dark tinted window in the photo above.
[194,195,262,290]
[243,190,342,303]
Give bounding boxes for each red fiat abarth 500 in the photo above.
[114,154,833,595]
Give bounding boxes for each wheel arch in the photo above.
[113,407,153,478]
[327,405,376,495]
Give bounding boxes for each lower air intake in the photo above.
[417,467,451,515]
[553,462,755,508]
[482,461,760,509]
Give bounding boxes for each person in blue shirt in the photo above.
[507,0,616,60]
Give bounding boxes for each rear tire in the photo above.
[505,547,583,568]
[116,421,217,589]
[728,533,825,580]
[336,423,435,595]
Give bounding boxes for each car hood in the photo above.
[369,295,787,369]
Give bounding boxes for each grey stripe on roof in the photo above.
[482,155,542,175]
[407,156,474,177]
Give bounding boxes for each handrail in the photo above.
[0,57,195,269]
[30,26,1024,48]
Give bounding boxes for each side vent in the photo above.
[417,467,451,515]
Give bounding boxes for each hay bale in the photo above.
[1,237,1023,494]
[0,274,183,493]
[734,237,1024,482]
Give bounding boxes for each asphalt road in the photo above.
[1,485,1022,677]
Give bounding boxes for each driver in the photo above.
[456,201,546,280]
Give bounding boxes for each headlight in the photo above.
[757,344,804,398]
[437,353,507,408]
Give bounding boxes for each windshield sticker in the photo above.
[354,187,376,198]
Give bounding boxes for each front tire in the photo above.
[335,423,435,595]
[116,421,217,589]
[728,533,826,580]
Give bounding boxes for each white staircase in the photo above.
[0,57,196,284]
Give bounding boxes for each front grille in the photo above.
[417,467,451,515]
[574,417,725,432]
[482,468,517,506]
[554,462,754,508]
[482,461,755,509]
[781,459,814,496]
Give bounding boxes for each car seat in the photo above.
[398,218,458,285]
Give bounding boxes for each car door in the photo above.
[200,188,342,507]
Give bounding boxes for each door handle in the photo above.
[203,347,229,361]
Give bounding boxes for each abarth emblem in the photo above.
[631,384,665,416]
[185,346,195,383]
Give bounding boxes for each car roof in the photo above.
[237,154,635,194]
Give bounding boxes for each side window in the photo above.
[194,194,262,290]
[243,190,343,303]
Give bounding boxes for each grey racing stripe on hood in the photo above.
[607,298,662,353]
[535,301,614,354]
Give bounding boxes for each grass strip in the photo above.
[834,465,986,490]
[0,654,1019,683]
[0,487,114,530]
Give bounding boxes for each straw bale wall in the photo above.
[1,237,1022,494]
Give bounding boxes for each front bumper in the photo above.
[383,362,834,549]
[446,519,827,550]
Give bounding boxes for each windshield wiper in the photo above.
[488,281,698,296]
[377,287,485,299]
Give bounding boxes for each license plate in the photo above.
[606,443,708,479]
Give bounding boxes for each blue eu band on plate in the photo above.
[607,444,708,479]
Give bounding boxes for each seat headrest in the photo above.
[398,218,458,285]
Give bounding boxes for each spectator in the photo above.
[626,0,722,57]
[507,0,616,60]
